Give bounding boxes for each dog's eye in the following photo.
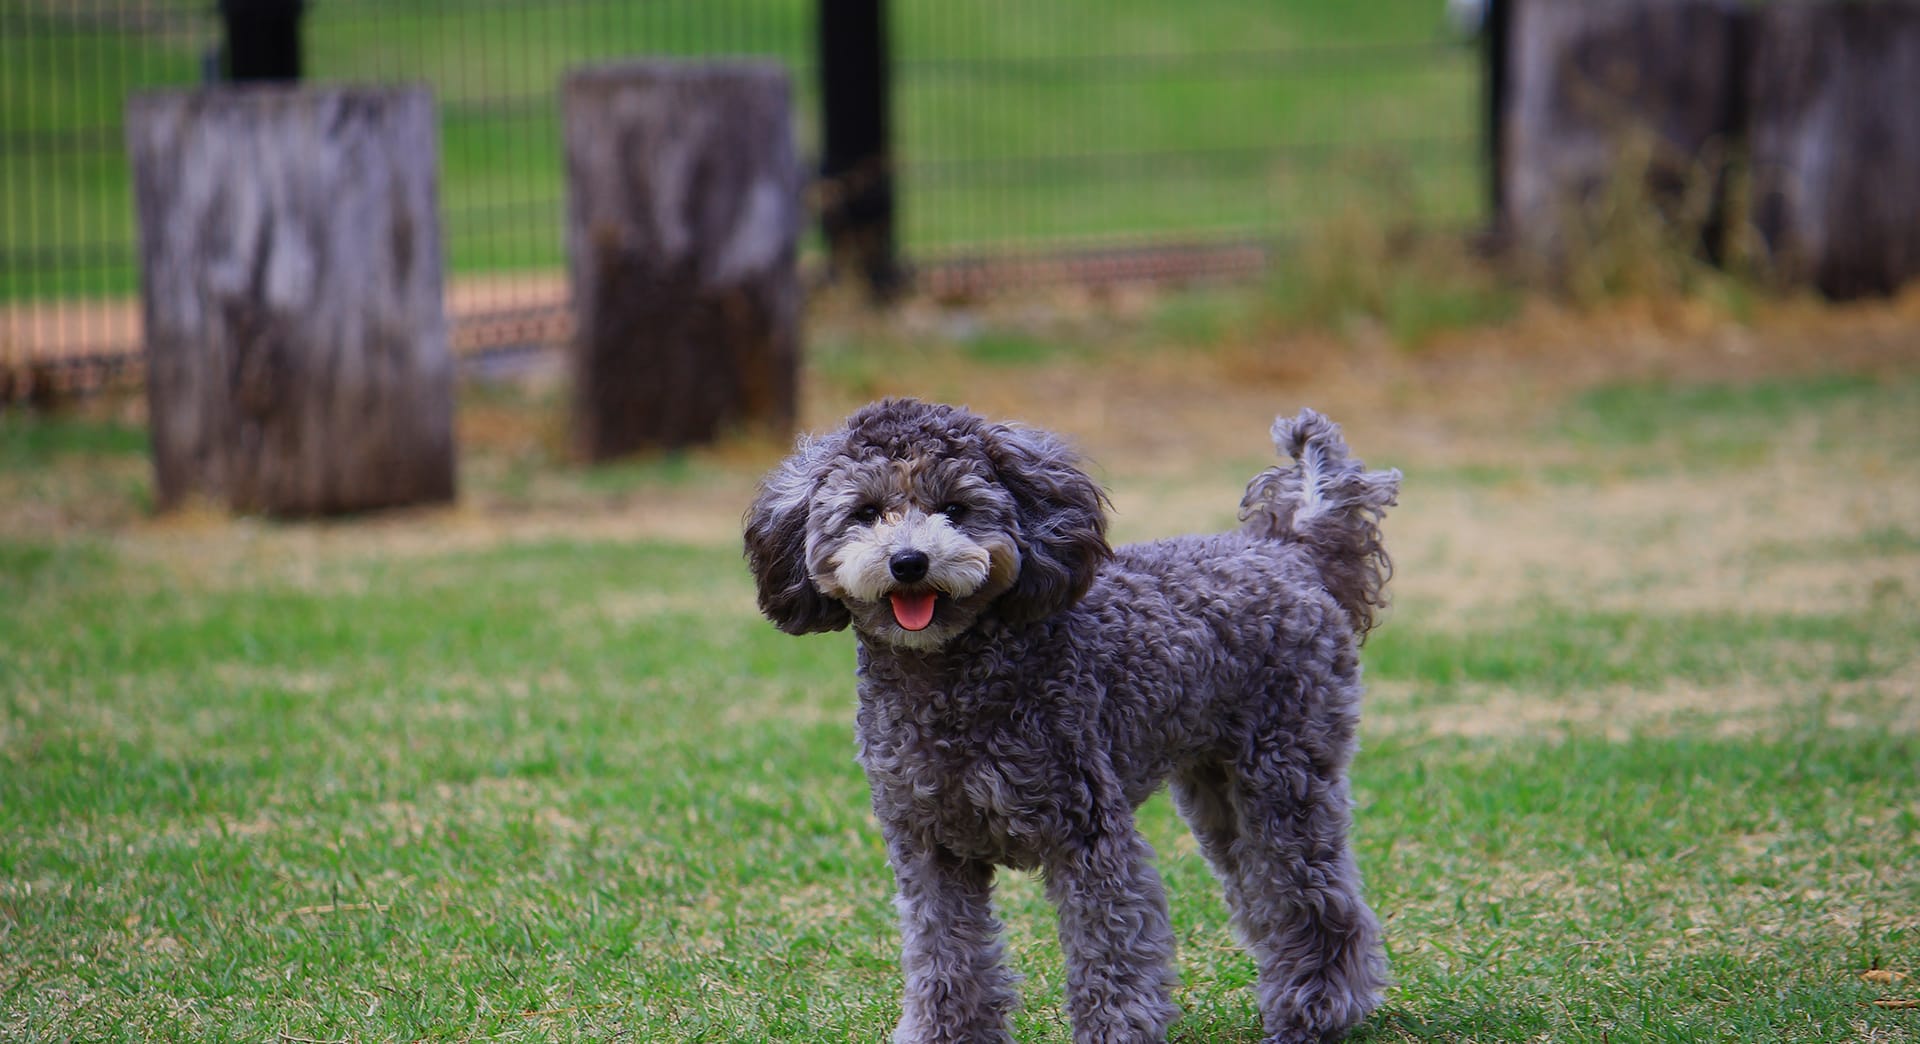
[939,502,969,522]
[850,505,882,525]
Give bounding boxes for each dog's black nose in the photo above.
[889,550,930,584]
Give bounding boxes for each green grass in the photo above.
[1559,373,1920,477]
[4,344,1917,1040]
[0,411,148,464]
[0,411,153,524]
[1367,604,1903,694]
[2,542,1913,1040]
[1569,373,1885,443]
[1364,730,1916,1041]
[1261,211,1523,346]
[1,0,1480,301]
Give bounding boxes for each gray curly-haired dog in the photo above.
[743,398,1398,1044]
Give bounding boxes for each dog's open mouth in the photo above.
[888,590,939,631]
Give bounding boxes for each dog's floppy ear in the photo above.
[984,423,1111,625]
[744,433,852,635]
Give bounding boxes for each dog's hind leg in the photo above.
[1044,819,1180,1044]
[1170,763,1247,915]
[886,833,1018,1044]
[1225,746,1386,1044]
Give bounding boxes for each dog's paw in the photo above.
[892,1015,1015,1044]
[1262,1025,1361,1044]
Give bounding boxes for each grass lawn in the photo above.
[1,0,1478,301]
[3,289,1918,1041]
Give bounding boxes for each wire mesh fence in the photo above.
[0,0,1485,395]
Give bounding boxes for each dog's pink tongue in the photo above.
[890,591,938,631]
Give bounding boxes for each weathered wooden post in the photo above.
[1502,0,1746,266]
[1748,2,1920,299]
[563,60,800,462]
[127,86,456,515]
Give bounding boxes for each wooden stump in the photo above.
[126,86,455,516]
[1748,2,1920,298]
[563,61,800,461]
[1502,0,1745,265]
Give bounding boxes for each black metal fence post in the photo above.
[1485,0,1511,238]
[817,0,901,300]
[220,0,306,82]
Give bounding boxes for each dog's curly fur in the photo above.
[744,399,1399,1044]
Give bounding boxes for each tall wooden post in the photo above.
[1501,0,1745,265]
[127,87,456,516]
[1748,2,1920,298]
[562,61,801,461]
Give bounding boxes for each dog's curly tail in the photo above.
[1239,409,1401,641]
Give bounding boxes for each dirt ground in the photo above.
[12,284,1920,645]
[8,280,1920,765]
[830,288,1920,626]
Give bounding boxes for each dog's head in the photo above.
[744,399,1110,650]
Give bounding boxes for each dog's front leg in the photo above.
[1045,824,1180,1043]
[885,829,1018,1044]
